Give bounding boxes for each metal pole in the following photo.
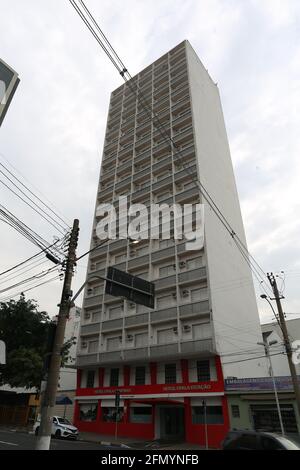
[267,273,300,431]
[115,407,119,441]
[202,400,208,450]
[266,344,285,436]
[36,219,79,450]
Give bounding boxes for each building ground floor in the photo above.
[74,356,229,448]
[226,377,300,438]
[74,395,229,448]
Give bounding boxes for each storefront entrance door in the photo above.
[159,406,185,440]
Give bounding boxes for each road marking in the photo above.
[0,440,19,446]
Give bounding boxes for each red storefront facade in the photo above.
[74,356,229,448]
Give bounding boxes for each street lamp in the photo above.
[257,339,285,435]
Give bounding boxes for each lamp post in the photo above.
[257,339,285,436]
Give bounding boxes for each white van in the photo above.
[34,416,79,440]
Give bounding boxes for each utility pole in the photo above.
[267,272,300,428]
[36,219,79,450]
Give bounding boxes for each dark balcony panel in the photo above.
[178,267,207,284]
[152,176,173,193]
[175,186,200,204]
[179,301,210,318]
[128,255,150,270]
[131,186,150,202]
[125,313,149,327]
[180,339,214,355]
[83,295,103,308]
[76,354,98,366]
[123,348,148,361]
[151,307,177,323]
[152,247,175,263]
[150,343,179,358]
[98,351,122,364]
[154,275,176,290]
[102,319,123,331]
[115,176,132,192]
[108,239,128,253]
[81,323,101,335]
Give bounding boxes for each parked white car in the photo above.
[34,416,79,440]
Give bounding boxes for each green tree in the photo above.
[0,293,74,389]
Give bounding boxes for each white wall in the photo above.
[186,41,266,379]
[261,318,300,377]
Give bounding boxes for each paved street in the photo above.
[0,430,117,450]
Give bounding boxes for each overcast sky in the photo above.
[0,0,299,326]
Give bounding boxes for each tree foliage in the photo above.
[0,293,74,390]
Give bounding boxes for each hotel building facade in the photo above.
[74,40,265,448]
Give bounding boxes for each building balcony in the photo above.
[128,254,150,270]
[97,186,114,201]
[152,154,172,174]
[131,186,150,203]
[178,267,207,285]
[174,163,197,185]
[152,246,176,263]
[175,185,200,204]
[83,295,103,309]
[117,159,132,176]
[152,175,173,193]
[80,323,101,336]
[179,300,210,319]
[172,112,192,131]
[115,175,132,193]
[152,141,171,158]
[133,166,150,183]
[134,148,151,165]
[101,318,123,332]
[180,338,214,356]
[151,306,177,324]
[155,274,176,291]
[76,354,98,367]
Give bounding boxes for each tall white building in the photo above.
[74,40,265,447]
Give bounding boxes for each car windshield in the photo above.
[275,436,300,450]
[57,418,71,425]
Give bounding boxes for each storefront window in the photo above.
[79,403,98,421]
[130,407,152,423]
[192,406,223,424]
[102,407,124,423]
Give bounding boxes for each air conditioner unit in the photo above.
[172,293,177,299]
[127,334,134,341]
[182,290,189,298]
[118,336,123,341]
[173,327,178,334]
[183,325,191,332]
[179,261,186,268]
[84,313,91,319]
[81,342,87,348]
[129,303,135,309]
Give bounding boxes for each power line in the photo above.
[0,177,66,235]
[0,275,62,303]
[0,153,71,228]
[0,163,69,233]
[0,265,60,295]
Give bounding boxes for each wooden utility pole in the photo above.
[36,219,79,450]
[267,272,300,429]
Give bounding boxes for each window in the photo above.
[88,340,99,353]
[159,264,176,277]
[79,403,98,422]
[135,333,148,348]
[192,406,224,425]
[192,323,211,340]
[102,407,124,422]
[165,363,177,384]
[156,294,175,308]
[231,405,240,418]
[130,407,152,423]
[187,257,202,270]
[86,370,95,388]
[157,328,176,344]
[135,366,146,385]
[191,288,207,302]
[107,337,121,351]
[260,436,284,450]
[109,305,123,319]
[110,368,119,386]
[197,360,210,382]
